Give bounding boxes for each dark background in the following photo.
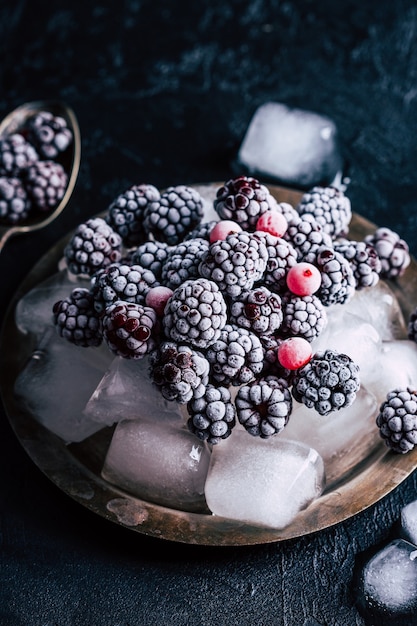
[1,1,417,624]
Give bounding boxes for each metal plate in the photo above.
[1,184,417,546]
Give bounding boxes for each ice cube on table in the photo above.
[204,431,324,529]
[365,340,417,405]
[101,419,211,512]
[14,328,114,443]
[401,500,417,546]
[84,355,184,427]
[236,102,343,189]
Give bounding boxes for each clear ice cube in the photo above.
[365,340,417,405]
[101,419,211,512]
[237,102,343,189]
[84,356,184,427]
[204,431,324,529]
[14,328,114,443]
[401,500,417,546]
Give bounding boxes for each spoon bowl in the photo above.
[0,100,81,252]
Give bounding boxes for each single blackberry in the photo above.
[284,213,333,263]
[198,231,268,299]
[106,183,160,248]
[24,159,68,211]
[364,227,410,279]
[376,387,417,454]
[296,186,352,239]
[25,110,73,159]
[228,286,283,335]
[102,300,158,359]
[53,287,102,347]
[143,185,204,245]
[64,217,123,277]
[162,277,227,349]
[129,240,171,281]
[187,384,236,444]
[334,239,381,289]
[150,341,210,403]
[184,220,217,241]
[0,133,39,176]
[205,323,264,387]
[281,293,327,342]
[214,175,278,230]
[254,231,298,292]
[0,176,32,223]
[91,262,159,314]
[314,246,356,306]
[161,238,209,290]
[236,375,292,438]
[292,348,360,416]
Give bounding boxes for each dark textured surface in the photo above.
[2,1,417,624]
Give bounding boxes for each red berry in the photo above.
[255,210,288,237]
[209,220,242,243]
[145,285,174,317]
[277,337,312,370]
[286,262,321,296]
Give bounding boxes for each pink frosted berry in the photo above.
[286,262,321,296]
[277,337,313,370]
[145,285,174,317]
[209,220,242,243]
[255,210,288,238]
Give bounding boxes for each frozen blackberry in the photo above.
[236,376,292,438]
[184,220,217,241]
[143,185,204,245]
[198,231,268,299]
[292,348,360,416]
[376,388,417,454]
[364,227,410,279]
[296,186,352,239]
[334,239,381,289]
[284,213,333,263]
[205,323,264,387]
[129,240,170,281]
[314,246,356,306]
[0,133,38,176]
[161,238,209,290]
[64,217,123,277]
[214,175,277,230]
[106,183,160,248]
[0,176,32,223]
[162,277,227,349]
[53,287,102,347]
[102,300,157,359]
[281,293,327,342]
[91,262,159,314]
[150,341,210,403]
[24,159,68,211]
[228,286,283,335]
[26,110,73,159]
[187,384,236,444]
[254,231,298,292]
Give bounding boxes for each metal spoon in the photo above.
[0,100,81,252]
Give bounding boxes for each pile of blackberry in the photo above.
[0,107,73,224]
[53,176,415,455]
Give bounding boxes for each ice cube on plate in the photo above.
[365,340,417,405]
[204,431,324,529]
[401,500,417,546]
[102,419,211,512]
[237,102,343,189]
[14,328,114,443]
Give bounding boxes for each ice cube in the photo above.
[204,432,324,529]
[101,419,211,512]
[401,500,417,546]
[365,340,417,405]
[359,539,417,617]
[84,355,184,427]
[236,102,343,189]
[14,328,114,443]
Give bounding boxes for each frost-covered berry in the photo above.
[187,384,236,444]
[281,293,327,342]
[376,388,417,454]
[214,175,278,230]
[277,337,313,370]
[163,278,227,349]
[286,262,322,296]
[228,286,283,335]
[236,376,292,438]
[64,218,123,277]
[161,238,209,290]
[24,159,68,211]
[26,110,73,159]
[209,220,242,243]
[184,220,217,241]
[296,186,352,239]
[314,246,356,306]
[0,176,32,223]
[129,240,170,281]
[145,285,174,317]
[53,287,102,347]
[144,185,204,245]
[365,227,410,279]
[292,349,360,416]
[255,231,298,292]
[150,342,210,403]
[106,183,160,248]
[102,300,158,359]
[90,262,159,314]
[0,133,38,176]
[334,239,381,289]
[255,210,288,237]
[284,213,333,263]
